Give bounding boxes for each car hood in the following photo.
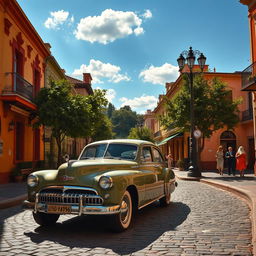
[31,159,139,190]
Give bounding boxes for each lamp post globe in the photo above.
[177,47,206,178]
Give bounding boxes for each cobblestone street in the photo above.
[0,181,252,256]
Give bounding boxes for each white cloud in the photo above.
[120,95,158,111]
[134,27,144,36]
[74,9,145,44]
[142,10,152,19]
[106,89,116,102]
[72,59,130,84]
[96,87,116,103]
[139,63,179,85]
[44,10,73,29]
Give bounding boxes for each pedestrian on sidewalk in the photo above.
[216,145,224,175]
[225,146,236,176]
[166,152,173,169]
[236,146,247,177]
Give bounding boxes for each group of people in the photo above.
[165,145,247,178]
[216,146,247,177]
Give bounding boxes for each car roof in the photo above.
[87,139,156,146]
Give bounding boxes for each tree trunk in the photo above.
[55,135,62,167]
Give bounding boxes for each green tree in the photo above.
[111,105,138,138]
[128,126,154,142]
[107,103,116,119]
[91,115,114,141]
[160,75,241,165]
[34,80,108,166]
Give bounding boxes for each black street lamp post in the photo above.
[177,47,206,178]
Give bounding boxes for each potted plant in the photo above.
[176,159,185,171]
[10,166,23,182]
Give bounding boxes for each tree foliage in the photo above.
[128,126,154,142]
[111,105,138,138]
[33,80,108,165]
[161,75,241,136]
[160,75,241,159]
[107,103,116,119]
[91,115,114,141]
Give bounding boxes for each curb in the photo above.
[0,194,27,210]
[176,175,256,256]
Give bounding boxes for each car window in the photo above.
[141,147,153,162]
[104,144,137,160]
[80,144,107,159]
[152,147,164,163]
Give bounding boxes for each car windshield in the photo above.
[80,143,138,161]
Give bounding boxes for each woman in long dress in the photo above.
[236,146,247,177]
[216,145,224,175]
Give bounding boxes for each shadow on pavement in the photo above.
[24,201,190,254]
[0,206,23,243]
[202,175,256,182]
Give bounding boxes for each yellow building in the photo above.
[0,0,50,183]
[43,43,66,168]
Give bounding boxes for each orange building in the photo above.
[240,0,256,174]
[0,0,50,183]
[145,65,254,170]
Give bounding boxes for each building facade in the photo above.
[240,0,256,174]
[145,66,254,170]
[0,0,50,183]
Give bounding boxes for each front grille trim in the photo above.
[38,186,104,206]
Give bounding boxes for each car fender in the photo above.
[94,170,142,205]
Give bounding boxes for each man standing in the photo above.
[225,146,236,176]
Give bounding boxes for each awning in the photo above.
[157,132,183,146]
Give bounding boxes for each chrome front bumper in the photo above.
[23,200,121,215]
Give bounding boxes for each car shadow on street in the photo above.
[24,201,190,255]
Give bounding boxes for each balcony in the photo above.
[241,109,253,122]
[241,62,256,91]
[0,72,36,111]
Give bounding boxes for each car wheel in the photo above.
[33,212,59,226]
[159,182,171,207]
[110,190,133,232]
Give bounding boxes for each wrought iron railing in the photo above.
[241,62,256,90]
[2,72,34,101]
[241,109,253,121]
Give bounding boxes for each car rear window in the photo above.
[104,144,138,160]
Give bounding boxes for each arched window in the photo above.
[220,131,236,152]
[220,131,236,139]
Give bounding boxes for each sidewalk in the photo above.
[0,182,27,209]
[0,171,256,254]
[173,169,256,255]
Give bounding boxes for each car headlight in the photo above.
[27,174,39,187]
[99,176,113,189]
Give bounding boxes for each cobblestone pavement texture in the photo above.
[0,181,252,256]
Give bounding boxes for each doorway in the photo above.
[15,121,24,161]
[248,138,255,170]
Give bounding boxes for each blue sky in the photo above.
[17,0,249,113]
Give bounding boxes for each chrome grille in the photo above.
[38,187,104,206]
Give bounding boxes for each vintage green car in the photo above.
[23,139,177,231]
